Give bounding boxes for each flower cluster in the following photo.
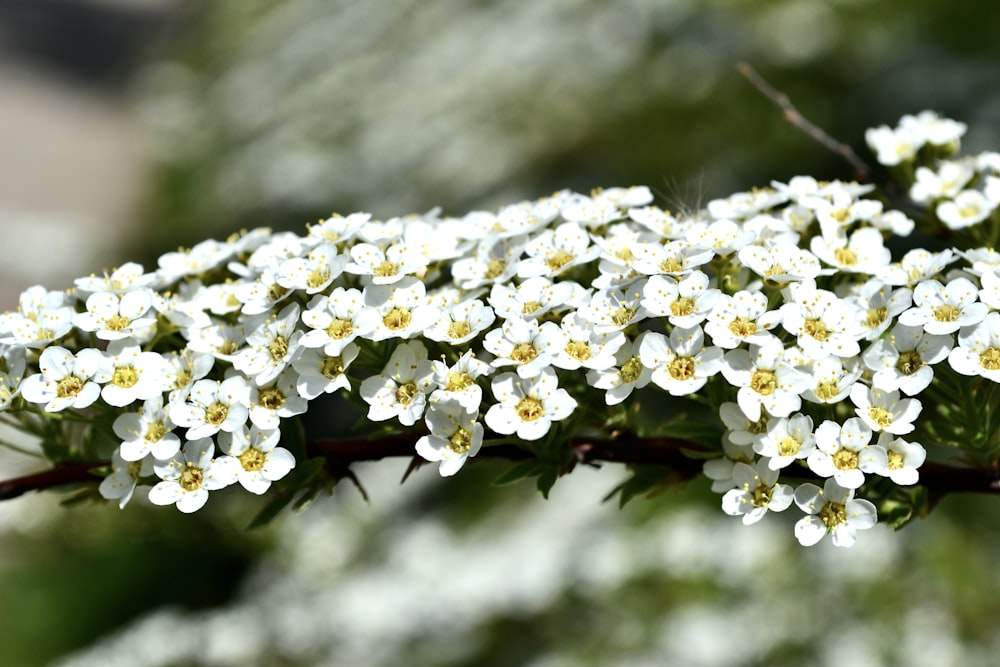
[1,111,998,546]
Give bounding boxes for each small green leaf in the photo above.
[536,465,560,499]
[493,459,544,486]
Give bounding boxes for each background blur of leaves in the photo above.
[3,1,1000,665]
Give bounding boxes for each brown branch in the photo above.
[1,434,999,502]
[737,62,872,182]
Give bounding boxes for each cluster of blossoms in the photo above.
[0,111,997,546]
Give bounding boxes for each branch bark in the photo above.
[0,434,997,501]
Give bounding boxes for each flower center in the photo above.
[267,284,289,302]
[618,357,643,384]
[105,314,130,332]
[565,340,591,362]
[832,448,859,470]
[205,401,229,425]
[383,308,412,330]
[239,447,266,472]
[777,436,801,457]
[667,356,695,381]
[546,250,574,272]
[108,365,136,389]
[819,501,847,528]
[670,297,695,318]
[511,343,538,364]
[933,304,960,322]
[887,449,904,471]
[660,257,684,273]
[56,375,84,398]
[980,347,1000,371]
[259,387,285,410]
[521,301,542,316]
[868,407,893,428]
[179,463,204,491]
[145,421,166,443]
[321,356,345,379]
[815,381,839,402]
[611,306,636,327]
[833,247,857,266]
[448,321,472,340]
[395,382,418,405]
[516,396,545,422]
[269,335,289,361]
[327,319,354,339]
[307,268,330,290]
[485,258,506,280]
[750,369,777,396]
[448,427,472,454]
[803,318,829,341]
[728,316,756,338]
[751,483,773,507]
[896,350,922,375]
[373,260,399,277]
[865,307,888,329]
[446,372,474,392]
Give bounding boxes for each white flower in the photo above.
[169,376,251,439]
[721,460,794,525]
[75,262,155,295]
[423,298,496,345]
[628,205,685,238]
[416,400,485,477]
[979,269,1000,309]
[703,290,780,349]
[346,242,428,284]
[359,341,437,426]
[639,326,722,396]
[754,413,816,470]
[577,282,649,334]
[909,160,974,204]
[19,346,102,412]
[948,311,1000,382]
[800,355,863,405]
[900,110,966,147]
[586,333,653,406]
[551,312,625,371]
[685,218,755,256]
[148,438,240,513]
[720,340,810,421]
[937,190,995,229]
[99,449,153,509]
[428,351,492,413]
[276,242,347,293]
[73,289,157,341]
[631,240,714,277]
[0,345,26,410]
[233,266,295,315]
[844,280,912,341]
[483,317,566,379]
[94,338,172,408]
[0,286,75,348]
[488,276,584,321]
[880,248,956,286]
[161,349,215,404]
[718,401,769,448]
[702,433,756,493]
[113,396,182,461]
[876,432,926,485]
[707,188,787,220]
[641,272,720,327]
[560,193,625,226]
[779,279,860,360]
[517,222,600,277]
[808,417,886,489]
[233,303,303,386]
[218,425,296,494]
[451,233,527,289]
[363,277,438,341]
[865,124,920,166]
[485,368,577,441]
[850,384,922,435]
[305,211,369,246]
[793,479,878,548]
[183,320,245,362]
[810,226,890,275]
[738,243,821,284]
[292,344,359,399]
[897,277,987,335]
[862,323,951,395]
[157,238,234,281]
[299,288,376,356]
[249,370,308,430]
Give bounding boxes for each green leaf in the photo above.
[493,459,545,486]
[603,465,674,508]
[663,420,724,448]
[247,491,296,530]
[281,416,307,462]
[536,465,560,499]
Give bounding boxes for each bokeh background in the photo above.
[4,1,1000,665]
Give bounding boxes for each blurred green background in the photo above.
[3,0,1000,665]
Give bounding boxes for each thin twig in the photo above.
[0,434,998,502]
[737,62,872,182]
